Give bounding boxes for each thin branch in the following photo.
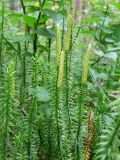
[33,0,46,56]
[91,56,103,67]
[20,0,26,14]
[3,37,17,52]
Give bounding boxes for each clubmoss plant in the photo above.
[81,41,95,160]
[27,55,39,159]
[2,63,15,160]
[75,41,93,160]
[57,51,64,88]
[63,2,74,139]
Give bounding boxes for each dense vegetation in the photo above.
[0,0,120,160]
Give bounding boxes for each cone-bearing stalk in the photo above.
[75,42,93,159]
[82,43,92,85]
[64,11,73,53]
[56,25,62,65]
[85,109,95,160]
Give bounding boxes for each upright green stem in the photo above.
[75,42,92,159]
[64,2,74,134]
[48,38,51,73]
[64,53,71,133]
[0,0,5,84]
[75,84,86,160]
[48,38,51,64]
[55,68,61,159]
[20,0,29,106]
[33,0,46,57]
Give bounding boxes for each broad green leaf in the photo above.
[23,0,36,2]
[14,35,34,42]
[39,103,51,116]
[104,52,118,60]
[36,86,51,102]
[42,9,63,22]
[79,30,95,35]
[85,17,101,23]
[93,49,104,56]
[43,1,53,9]
[104,17,112,26]
[38,45,49,53]
[36,27,55,38]
[29,86,51,102]
[107,47,120,52]
[8,13,23,24]
[114,3,120,9]
[23,15,36,26]
[102,28,113,34]
[27,6,39,13]
[105,38,114,43]
[8,13,23,18]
